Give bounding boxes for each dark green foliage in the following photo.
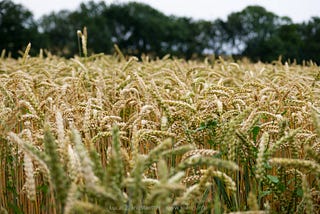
[0,0,39,57]
[1,0,320,63]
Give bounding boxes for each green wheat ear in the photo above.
[301,174,314,214]
[311,110,320,137]
[106,125,125,190]
[43,125,69,210]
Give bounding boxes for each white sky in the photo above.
[13,0,320,23]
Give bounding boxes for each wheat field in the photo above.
[0,45,320,214]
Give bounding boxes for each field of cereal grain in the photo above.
[0,48,320,213]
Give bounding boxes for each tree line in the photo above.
[1,0,319,63]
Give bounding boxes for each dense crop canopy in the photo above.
[0,51,320,213]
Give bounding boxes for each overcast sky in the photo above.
[13,0,320,23]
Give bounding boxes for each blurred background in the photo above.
[1,0,320,63]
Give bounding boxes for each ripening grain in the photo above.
[0,51,319,213]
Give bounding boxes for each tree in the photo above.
[39,10,75,56]
[104,2,172,57]
[2,0,319,63]
[225,6,291,55]
[277,24,303,62]
[69,1,112,55]
[165,17,197,58]
[39,1,112,57]
[0,0,38,57]
[300,17,320,64]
